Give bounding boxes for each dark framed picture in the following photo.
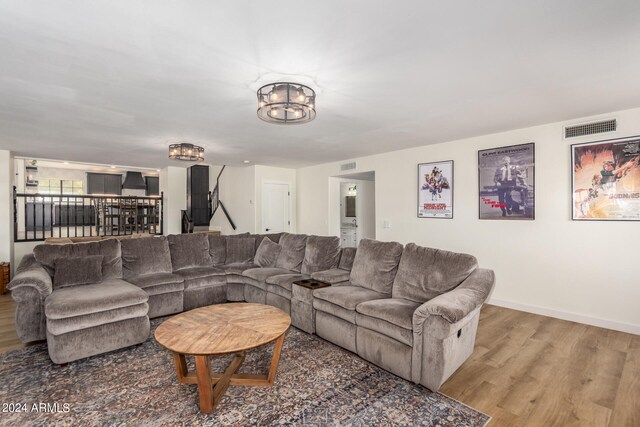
[572,135,640,221]
[418,160,453,219]
[478,143,535,220]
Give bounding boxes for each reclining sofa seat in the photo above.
[264,235,341,314]
[31,239,149,364]
[120,236,184,318]
[242,233,308,307]
[312,239,404,353]
[167,233,226,310]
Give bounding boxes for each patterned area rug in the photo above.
[0,320,489,426]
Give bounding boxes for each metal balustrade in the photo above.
[13,186,164,242]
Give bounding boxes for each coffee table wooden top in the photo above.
[154,303,291,356]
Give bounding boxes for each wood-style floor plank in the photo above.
[0,294,638,425]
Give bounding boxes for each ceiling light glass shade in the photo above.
[257,82,316,125]
[168,143,205,161]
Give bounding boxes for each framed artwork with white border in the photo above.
[418,160,453,219]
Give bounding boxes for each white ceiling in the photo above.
[1,1,639,169]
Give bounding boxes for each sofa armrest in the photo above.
[413,268,494,333]
[310,268,350,284]
[8,254,53,298]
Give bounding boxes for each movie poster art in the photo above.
[418,161,453,218]
[572,136,640,221]
[478,143,535,220]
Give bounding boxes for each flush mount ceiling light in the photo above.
[257,82,316,125]
[168,143,205,162]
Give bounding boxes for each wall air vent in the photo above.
[564,119,617,139]
[340,161,357,171]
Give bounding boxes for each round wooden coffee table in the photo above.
[155,303,291,413]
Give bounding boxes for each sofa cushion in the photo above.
[226,237,256,264]
[208,235,227,265]
[34,239,122,280]
[392,243,478,302]
[168,234,211,271]
[274,233,308,272]
[310,268,350,284]
[121,236,172,279]
[53,255,103,289]
[313,298,358,324]
[174,266,225,281]
[356,298,420,330]
[47,302,149,336]
[222,263,258,275]
[254,238,282,267]
[313,285,388,311]
[45,279,148,319]
[243,267,294,283]
[266,273,310,292]
[301,235,341,275]
[350,239,403,295]
[338,247,357,270]
[125,272,185,296]
[266,283,292,300]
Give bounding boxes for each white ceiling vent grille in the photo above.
[340,161,357,171]
[564,119,617,139]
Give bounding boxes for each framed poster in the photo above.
[478,143,535,220]
[418,160,453,218]
[572,135,640,221]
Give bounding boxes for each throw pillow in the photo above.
[53,255,104,289]
[254,238,282,267]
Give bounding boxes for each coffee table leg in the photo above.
[267,333,285,385]
[173,353,188,383]
[195,355,214,413]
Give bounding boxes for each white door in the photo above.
[262,183,290,233]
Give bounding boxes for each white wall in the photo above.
[0,150,13,267]
[210,165,297,235]
[297,107,640,334]
[357,179,376,240]
[160,166,187,235]
[210,165,256,235]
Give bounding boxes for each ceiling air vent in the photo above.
[564,119,617,139]
[340,161,357,171]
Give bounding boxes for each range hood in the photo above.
[122,172,147,190]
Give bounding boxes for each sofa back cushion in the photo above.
[53,255,103,289]
[349,239,403,295]
[274,233,308,272]
[208,235,227,265]
[167,233,211,271]
[392,243,478,302]
[226,237,256,264]
[338,247,357,270]
[254,238,282,267]
[120,236,172,279]
[34,239,122,280]
[301,235,341,274]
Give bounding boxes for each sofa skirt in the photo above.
[315,311,357,353]
[183,285,226,311]
[356,326,412,382]
[148,291,183,318]
[244,284,266,304]
[266,292,290,314]
[46,316,150,364]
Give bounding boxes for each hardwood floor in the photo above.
[0,294,637,425]
[440,304,640,426]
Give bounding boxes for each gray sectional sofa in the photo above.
[8,232,494,391]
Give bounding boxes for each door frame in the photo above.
[261,180,292,233]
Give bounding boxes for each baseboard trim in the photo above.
[488,297,640,336]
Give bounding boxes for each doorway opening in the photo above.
[329,171,375,247]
